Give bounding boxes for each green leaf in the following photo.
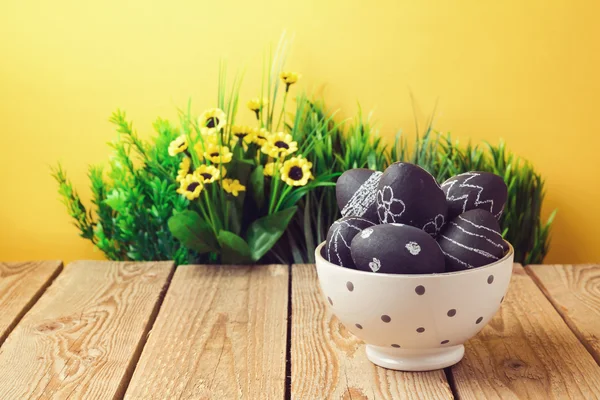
[247,206,298,261]
[250,165,265,209]
[168,210,218,254]
[217,230,253,264]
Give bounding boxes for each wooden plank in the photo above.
[527,264,600,365]
[0,260,174,400]
[124,264,289,400]
[450,264,600,399]
[0,261,63,346]
[291,264,453,400]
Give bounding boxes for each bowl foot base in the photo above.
[365,344,465,371]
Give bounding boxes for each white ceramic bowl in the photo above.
[315,241,514,371]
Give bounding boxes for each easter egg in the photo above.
[437,209,508,272]
[441,171,508,221]
[326,216,376,269]
[350,224,445,274]
[336,168,382,224]
[319,242,328,260]
[376,162,448,236]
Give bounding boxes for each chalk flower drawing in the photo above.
[405,241,421,255]
[369,257,381,272]
[423,214,445,237]
[376,186,405,223]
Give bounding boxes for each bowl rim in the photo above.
[315,240,514,279]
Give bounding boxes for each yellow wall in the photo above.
[1,0,599,264]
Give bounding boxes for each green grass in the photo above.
[278,100,556,265]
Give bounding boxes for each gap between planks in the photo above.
[123,264,290,399]
[290,264,453,400]
[0,261,63,347]
[450,264,600,399]
[285,264,293,400]
[0,260,175,400]
[113,262,177,399]
[526,264,600,367]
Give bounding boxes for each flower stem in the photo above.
[276,91,288,132]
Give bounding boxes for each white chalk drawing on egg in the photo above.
[376,186,405,223]
[360,228,374,238]
[449,221,504,250]
[439,235,500,260]
[405,241,421,255]
[423,214,445,237]
[369,257,381,272]
[341,171,382,218]
[441,172,502,218]
[327,218,373,266]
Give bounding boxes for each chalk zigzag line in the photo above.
[441,172,503,218]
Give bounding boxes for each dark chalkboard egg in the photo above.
[437,209,507,272]
[326,216,376,269]
[319,242,328,260]
[336,168,382,224]
[376,162,448,236]
[441,171,508,221]
[350,224,445,274]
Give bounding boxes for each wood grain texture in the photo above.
[291,264,453,400]
[0,260,174,400]
[124,264,289,400]
[527,264,600,365]
[0,261,63,346]
[450,264,600,400]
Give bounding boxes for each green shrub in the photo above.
[280,102,555,265]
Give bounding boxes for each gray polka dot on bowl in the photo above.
[346,281,354,292]
[447,309,456,317]
[415,285,425,295]
[476,316,483,324]
[328,297,333,306]
[416,327,425,333]
[355,323,363,329]
[488,275,494,284]
[381,315,391,323]
[441,340,449,345]
[391,344,401,348]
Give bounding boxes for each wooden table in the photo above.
[1,261,599,399]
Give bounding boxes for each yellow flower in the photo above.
[264,162,276,177]
[177,174,203,200]
[280,72,301,91]
[203,143,233,164]
[280,156,313,187]
[176,157,191,182]
[250,127,270,146]
[247,97,268,119]
[261,132,298,158]
[231,125,254,144]
[222,178,246,197]
[168,135,188,156]
[198,108,227,135]
[194,164,221,183]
